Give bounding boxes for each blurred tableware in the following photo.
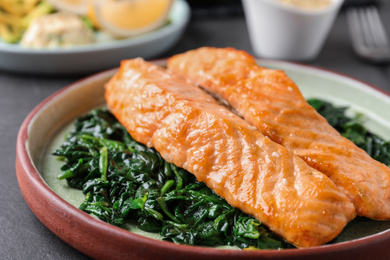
[242,0,344,61]
[347,6,390,63]
[0,0,189,75]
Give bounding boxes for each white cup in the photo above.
[242,0,344,61]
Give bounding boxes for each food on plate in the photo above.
[48,0,173,37]
[104,58,356,248]
[53,95,390,249]
[167,47,390,220]
[53,108,290,250]
[0,0,173,45]
[20,11,94,47]
[0,1,54,43]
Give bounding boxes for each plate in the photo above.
[16,59,390,259]
[0,0,189,75]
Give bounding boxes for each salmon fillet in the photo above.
[105,58,356,248]
[167,47,390,220]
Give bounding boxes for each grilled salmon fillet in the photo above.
[167,47,390,220]
[105,58,356,248]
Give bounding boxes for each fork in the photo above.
[346,6,390,63]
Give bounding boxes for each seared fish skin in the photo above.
[167,47,390,220]
[105,58,356,248]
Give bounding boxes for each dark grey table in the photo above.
[1,2,390,259]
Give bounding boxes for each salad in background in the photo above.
[0,0,174,47]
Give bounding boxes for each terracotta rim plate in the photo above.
[0,0,189,75]
[16,59,390,260]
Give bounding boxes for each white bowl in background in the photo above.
[242,0,344,61]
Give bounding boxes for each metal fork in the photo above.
[347,6,390,63]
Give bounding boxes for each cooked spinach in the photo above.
[53,108,287,249]
[308,99,390,166]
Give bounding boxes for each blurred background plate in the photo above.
[0,0,190,75]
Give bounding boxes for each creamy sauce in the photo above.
[21,12,95,48]
[278,0,331,9]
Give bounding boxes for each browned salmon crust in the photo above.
[105,58,356,248]
[167,47,390,220]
